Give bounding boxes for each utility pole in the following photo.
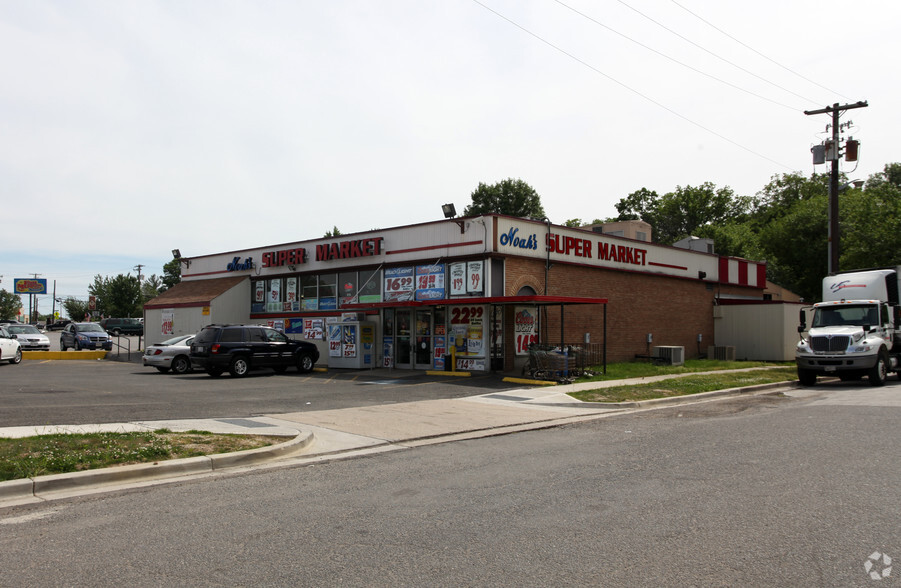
[29,273,42,324]
[804,100,868,275]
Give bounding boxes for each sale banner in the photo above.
[466,261,484,293]
[384,267,415,302]
[449,263,466,296]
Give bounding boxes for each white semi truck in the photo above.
[796,267,901,386]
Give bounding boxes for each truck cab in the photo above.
[796,268,901,386]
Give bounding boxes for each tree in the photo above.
[0,289,22,320]
[162,258,181,290]
[614,183,749,245]
[562,218,583,228]
[614,187,659,222]
[63,298,89,321]
[142,274,165,301]
[89,274,142,317]
[463,178,546,219]
[324,226,342,237]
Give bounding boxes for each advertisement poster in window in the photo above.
[449,263,466,296]
[450,305,485,358]
[286,278,297,303]
[254,281,265,303]
[514,306,538,355]
[161,312,174,336]
[415,264,445,301]
[434,336,446,369]
[466,261,484,293]
[384,267,414,302]
[383,338,394,367]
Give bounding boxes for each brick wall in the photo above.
[503,257,760,364]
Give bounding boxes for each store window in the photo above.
[319,274,337,310]
[339,271,357,305]
[358,269,382,303]
[301,275,318,310]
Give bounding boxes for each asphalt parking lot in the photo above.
[1,345,526,428]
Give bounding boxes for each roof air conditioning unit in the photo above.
[652,345,685,366]
[707,345,736,361]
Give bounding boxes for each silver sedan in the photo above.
[143,335,195,374]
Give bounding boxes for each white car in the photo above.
[5,324,51,351]
[0,325,23,365]
[143,334,195,374]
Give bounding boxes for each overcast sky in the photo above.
[2,0,898,314]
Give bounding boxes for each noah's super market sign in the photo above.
[497,219,716,280]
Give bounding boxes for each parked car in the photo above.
[46,320,72,331]
[143,334,195,374]
[5,324,51,351]
[100,317,144,336]
[60,322,113,351]
[190,324,319,377]
[0,325,22,365]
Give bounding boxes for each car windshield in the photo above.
[7,325,40,335]
[79,323,105,332]
[160,335,192,346]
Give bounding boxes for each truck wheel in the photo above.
[798,367,817,386]
[868,351,888,386]
[229,356,250,377]
[296,353,314,373]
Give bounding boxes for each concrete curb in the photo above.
[0,430,313,503]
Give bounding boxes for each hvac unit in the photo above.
[652,346,685,366]
[707,345,736,361]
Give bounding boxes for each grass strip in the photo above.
[576,359,795,382]
[570,367,798,403]
[0,429,284,482]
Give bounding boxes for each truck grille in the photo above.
[810,335,850,352]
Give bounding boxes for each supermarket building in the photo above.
[144,214,773,372]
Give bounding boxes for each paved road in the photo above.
[1,384,899,586]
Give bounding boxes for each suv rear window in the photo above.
[219,327,245,342]
[194,328,221,345]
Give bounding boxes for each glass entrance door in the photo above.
[395,310,412,368]
[414,310,432,368]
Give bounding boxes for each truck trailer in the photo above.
[796,267,901,386]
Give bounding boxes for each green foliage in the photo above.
[562,218,583,227]
[89,274,142,318]
[611,164,901,302]
[324,226,342,237]
[162,258,181,290]
[63,298,89,321]
[463,178,546,219]
[141,274,165,301]
[0,289,22,320]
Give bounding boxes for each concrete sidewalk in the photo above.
[0,370,798,508]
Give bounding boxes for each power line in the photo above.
[613,0,823,105]
[553,0,801,111]
[470,0,793,170]
[669,0,851,101]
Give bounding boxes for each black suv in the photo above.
[190,324,320,377]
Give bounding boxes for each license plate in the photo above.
[825,366,836,372]
[195,346,203,353]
